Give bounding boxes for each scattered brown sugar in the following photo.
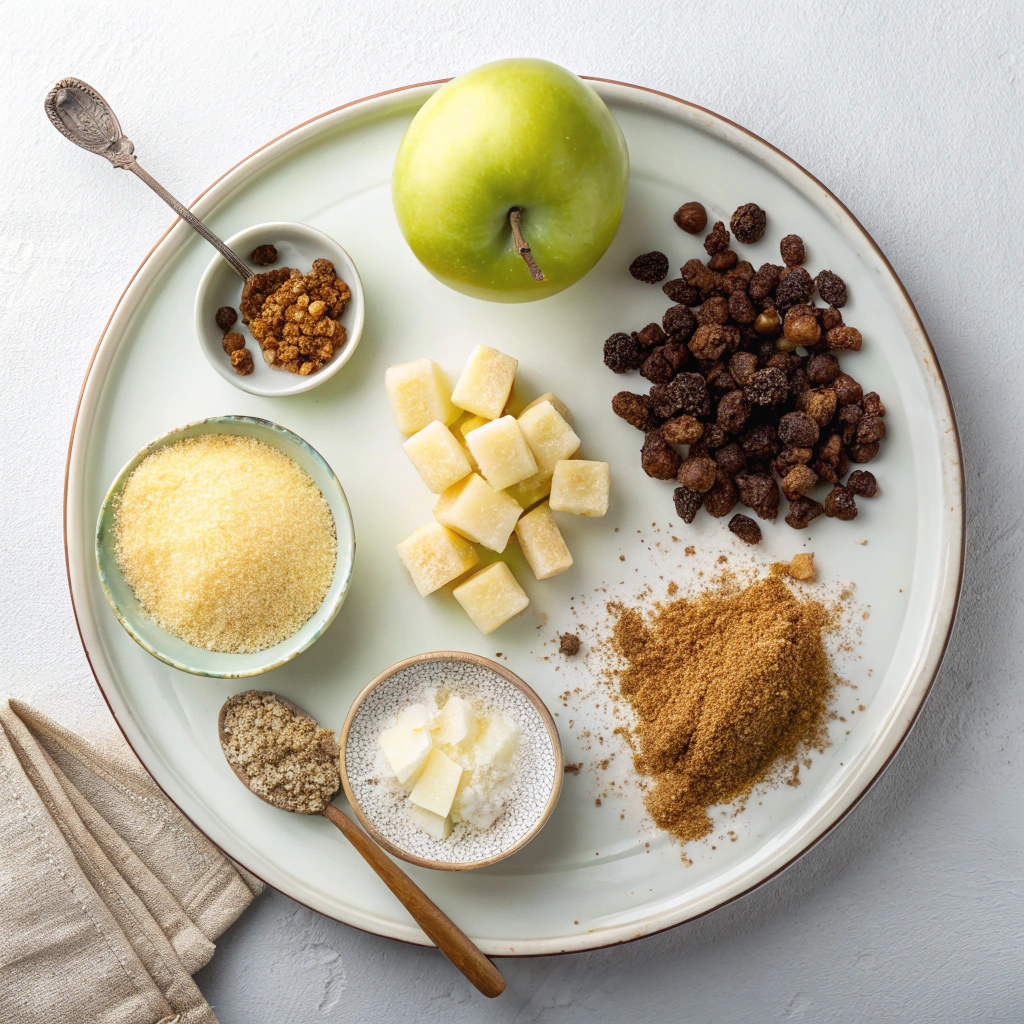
[608,575,836,844]
[221,691,340,814]
[559,632,582,656]
[241,259,351,376]
[563,762,582,775]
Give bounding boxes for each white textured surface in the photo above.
[2,1,1019,1020]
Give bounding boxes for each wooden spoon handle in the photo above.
[322,804,506,998]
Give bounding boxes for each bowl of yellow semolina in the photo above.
[95,415,355,677]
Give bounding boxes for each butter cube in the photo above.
[517,400,581,476]
[409,805,453,840]
[402,420,472,494]
[397,703,430,730]
[433,695,477,748]
[520,392,574,426]
[453,562,530,634]
[434,473,522,553]
[515,502,573,580]
[549,460,610,517]
[385,359,460,434]
[396,523,479,596]
[504,469,552,511]
[409,748,463,817]
[465,415,538,490]
[451,345,518,419]
[379,715,432,786]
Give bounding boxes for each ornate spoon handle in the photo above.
[44,77,252,281]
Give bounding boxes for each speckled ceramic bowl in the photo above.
[95,416,355,678]
[340,652,563,870]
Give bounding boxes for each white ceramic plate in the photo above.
[65,80,964,956]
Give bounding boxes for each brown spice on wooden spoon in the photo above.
[218,691,505,998]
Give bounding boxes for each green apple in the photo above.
[392,59,629,303]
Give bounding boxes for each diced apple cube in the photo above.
[514,501,573,580]
[520,392,574,426]
[471,712,520,766]
[549,460,610,517]
[458,415,490,437]
[450,413,489,470]
[409,748,463,817]
[451,345,518,419]
[453,562,530,634]
[517,400,581,476]
[402,420,472,494]
[504,469,552,511]
[409,805,453,840]
[465,415,538,490]
[434,473,522,553]
[433,695,477,748]
[396,523,479,596]
[379,717,432,786]
[385,359,460,434]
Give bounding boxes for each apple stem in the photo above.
[509,207,545,282]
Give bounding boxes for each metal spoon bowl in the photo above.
[217,691,505,999]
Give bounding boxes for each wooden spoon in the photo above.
[217,693,506,998]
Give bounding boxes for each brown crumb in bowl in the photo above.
[229,348,254,375]
[215,305,238,331]
[240,259,351,377]
[251,244,278,266]
[221,331,246,354]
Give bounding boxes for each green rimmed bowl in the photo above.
[95,415,355,678]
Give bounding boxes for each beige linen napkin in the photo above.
[0,698,263,1024]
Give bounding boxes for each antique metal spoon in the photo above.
[44,77,252,280]
[217,692,506,999]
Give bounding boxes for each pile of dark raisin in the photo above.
[607,202,884,533]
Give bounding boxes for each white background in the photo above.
[2,0,1021,1020]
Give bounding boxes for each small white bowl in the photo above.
[194,222,365,397]
[340,652,563,871]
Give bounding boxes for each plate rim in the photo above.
[62,76,966,957]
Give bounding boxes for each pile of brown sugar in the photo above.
[220,691,340,814]
[609,574,835,843]
[241,258,351,375]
